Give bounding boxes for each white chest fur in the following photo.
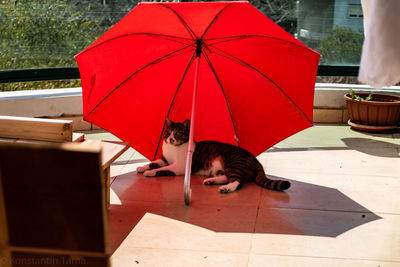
[162,141,192,175]
[195,157,224,177]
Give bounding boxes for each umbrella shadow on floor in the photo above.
[341,137,399,157]
[256,175,382,238]
[108,169,382,252]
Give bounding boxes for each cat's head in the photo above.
[164,118,190,146]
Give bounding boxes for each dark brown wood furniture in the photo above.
[0,142,110,266]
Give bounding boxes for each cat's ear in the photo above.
[165,117,172,127]
[183,119,190,129]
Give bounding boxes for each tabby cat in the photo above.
[136,118,291,193]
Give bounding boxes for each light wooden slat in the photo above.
[0,115,73,142]
[3,134,84,145]
[0,137,17,143]
[82,140,130,170]
[81,140,130,207]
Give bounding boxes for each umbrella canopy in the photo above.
[76,1,320,161]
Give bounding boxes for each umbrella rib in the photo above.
[200,2,234,40]
[84,44,194,120]
[205,44,313,125]
[153,52,197,160]
[201,50,240,147]
[158,3,197,40]
[205,35,317,54]
[77,33,193,56]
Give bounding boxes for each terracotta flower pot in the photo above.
[344,93,400,132]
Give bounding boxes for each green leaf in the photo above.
[364,92,373,101]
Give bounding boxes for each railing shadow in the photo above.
[341,137,399,157]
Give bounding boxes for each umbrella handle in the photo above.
[184,150,193,205]
[184,56,200,205]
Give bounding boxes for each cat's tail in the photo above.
[255,161,291,191]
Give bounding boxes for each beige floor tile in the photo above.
[248,254,400,267]
[107,200,259,253]
[259,172,400,214]
[109,188,122,205]
[254,207,381,237]
[274,125,397,149]
[341,135,400,149]
[83,129,121,141]
[83,126,400,265]
[114,148,136,162]
[263,149,399,177]
[113,158,149,177]
[111,247,249,267]
[115,213,253,253]
[251,212,400,261]
[110,165,126,184]
[109,149,137,182]
[111,171,262,207]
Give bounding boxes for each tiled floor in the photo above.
[85,124,400,266]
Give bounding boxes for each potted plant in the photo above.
[344,89,400,132]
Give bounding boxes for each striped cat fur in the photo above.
[137,118,291,193]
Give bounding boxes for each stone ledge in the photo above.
[1,84,399,126]
[0,88,83,118]
[314,83,400,109]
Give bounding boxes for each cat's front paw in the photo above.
[219,186,232,194]
[136,165,148,173]
[219,181,240,194]
[203,178,215,185]
[143,170,156,177]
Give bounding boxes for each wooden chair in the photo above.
[0,115,130,206]
[0,142,109,266]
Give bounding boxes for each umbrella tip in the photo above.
[195,39,203,58]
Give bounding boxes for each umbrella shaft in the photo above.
[187,56,199,153]
[184,56,200,205]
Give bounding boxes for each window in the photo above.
[297,0,364,65]
[348,4,363,18]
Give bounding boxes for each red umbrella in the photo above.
[76,1,320,204]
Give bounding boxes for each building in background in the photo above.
[297,0,364,65]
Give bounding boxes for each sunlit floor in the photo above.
[85,124,400,266]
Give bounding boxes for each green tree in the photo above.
[66,0,140,27]
[318,26,364,65]
[250,0,297,35]
[0,0,112,90]
[0,0,298,91]
[0,0,105,70]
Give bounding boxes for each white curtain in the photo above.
[358,0,400,88]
